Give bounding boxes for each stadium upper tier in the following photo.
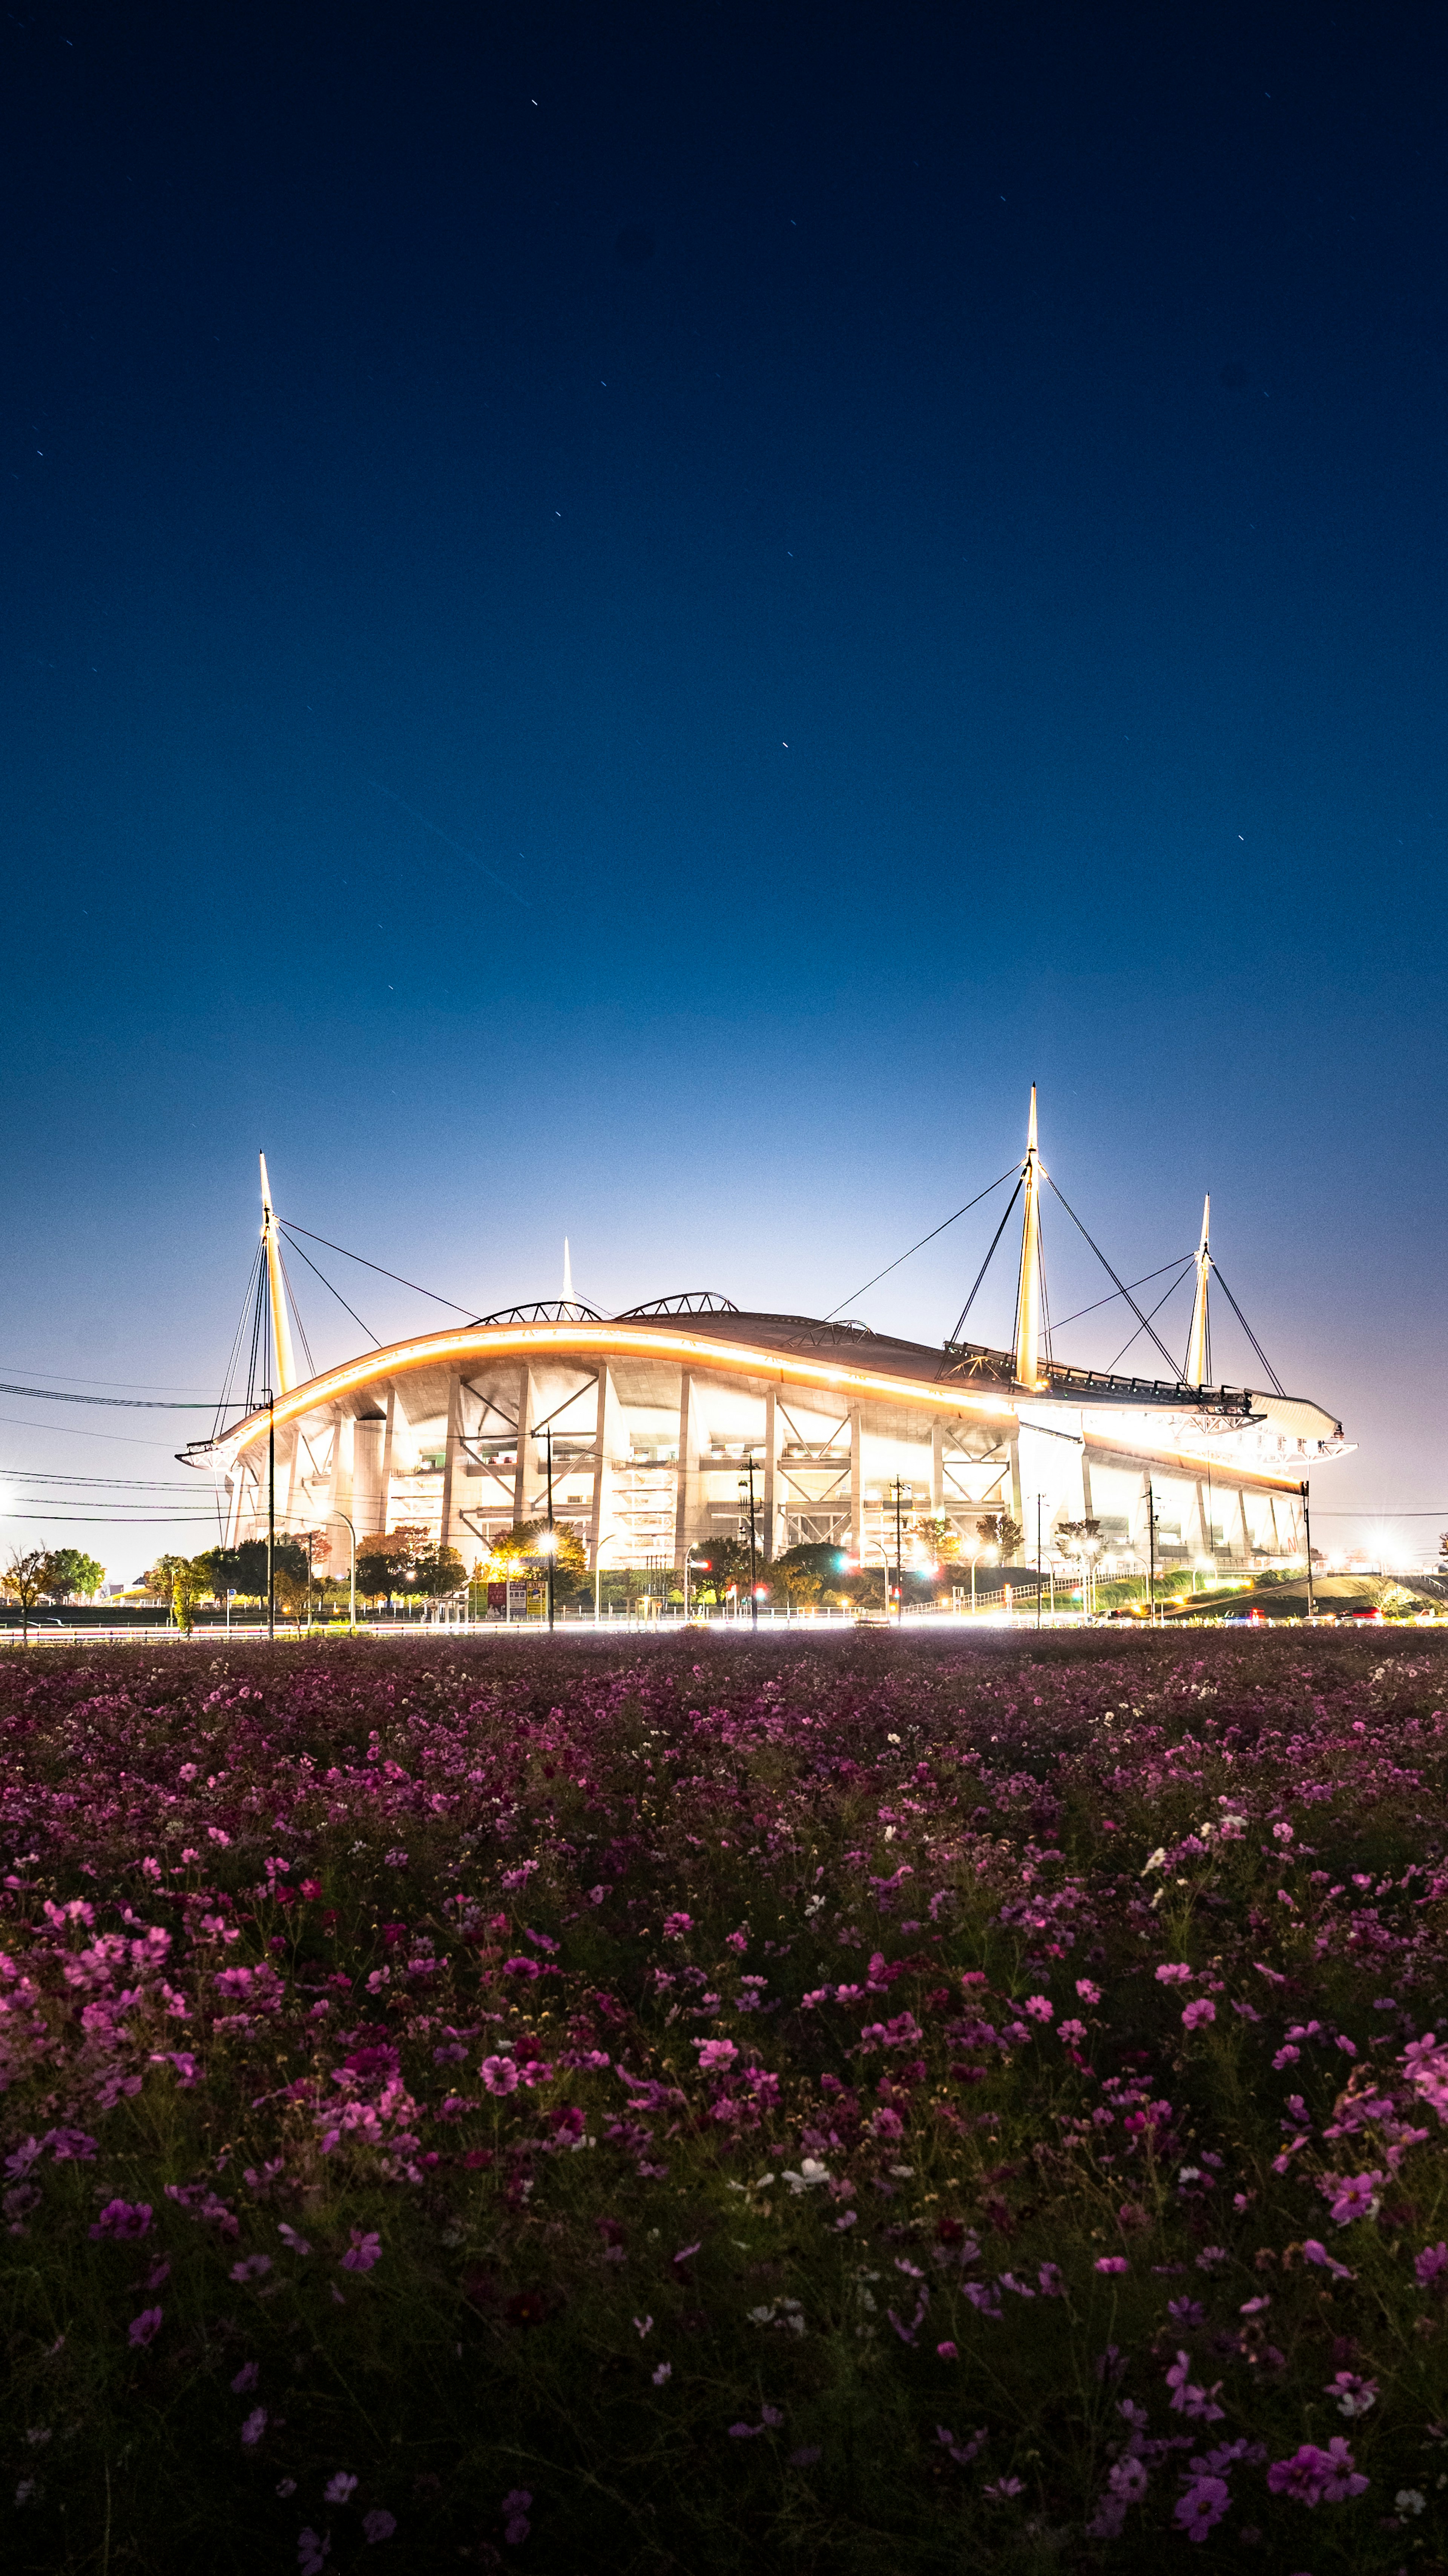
[188,1297,1347,1578]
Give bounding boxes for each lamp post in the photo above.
[684,1553,707,1620]
[1301,1480,1315,1623]
[1036,1494,1043,1633]
[1146,1477,1157,1626]
[739,1458,759,1633]
[314,1509,356,1633]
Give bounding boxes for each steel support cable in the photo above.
[278,1229,381,1349]
[940,1176,1025,1355]
[278,1220,476,1317]
[824,1166,1019,1322]
[1049,1258,1193,1332]
[275,1246,318,1382]
[211,1245,265,1441]
[1043,1176,1185,1379]
[1209,1265,1287,1397]
[1104,1259,1196,1374]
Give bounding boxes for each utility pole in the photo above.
[739,1459,759,1633]
[1301,1481,1315,1623]
[1146,1477,1156,1627]
[1036,1494,1043,1632]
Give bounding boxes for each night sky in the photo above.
[2,1,1445,1572]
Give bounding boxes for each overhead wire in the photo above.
[1210,1265,1287,1396]
[942,1177,1025,1351]
[1104,1260,1197,1374]
[1043,1176,1185,1379]
[278,1228,380,1348]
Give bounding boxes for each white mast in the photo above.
[563,1237,574,1307]
[1184,1193,1212,1386]
[259,1153,297,1397]
[1012,1085,1046,1388]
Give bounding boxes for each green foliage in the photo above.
[37,1546,106,1601]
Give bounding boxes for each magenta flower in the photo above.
[240,2406,267,2446]
[1415,2240,1448,2290]
[1267,2437,1368,2505]
[1181,1999,1215,2031]
[230,2254,272,2283]
[361,2510,396,2544]
[936,2340,958,2360]
[1022,1994,1054,2021]
[662,1911,693,1937]
[341,2230,381,2273]
[1174,2476,1230,2539]
[1328,2371,1377,2418]
[1075,1978,1102,2005]
[231,2361,260,2393]
[1094,2255,1129,2276]
[127,2306,163,2348]
[502,2486,532,2543]
[1155,1963,1193,1985]
[481,2054,519,2094]
[1108,2456,1148,2502]
[694,2038,738,2074]
[1058,2017,1087,2044]
[1328,2169,1384,2226]
[324,2472,358,2504]
[89,2198,151,2241]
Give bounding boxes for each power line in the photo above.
[0,1382,216,1411]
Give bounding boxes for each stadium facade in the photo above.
[188,1115,1349,1582]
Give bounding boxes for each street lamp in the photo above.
[538,1422,556,1633]
[684,1553,708,1620]
[738,1458,759,1633]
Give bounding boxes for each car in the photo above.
[1344,1606,1384,1623]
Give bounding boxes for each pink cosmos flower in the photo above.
[1173,2476,1229,2538]
[936,2340,959,2360]
[983,2476,1024,2499]
[1075,1979,1102,2005]
[1022,1994,1054,2021]
[231,2361,260,2393]
[341,2230,381,2273]
[1415,2240,1448,2290]
[1181,1999,1216,2032]
[1328,2170,1384,2227]
[324,2472,358,2503]
[1107,2456,1148,2502]
[502,2487,532,2544]
[127,2306,163,2348]
[1267,2437,1368,2505]
[481,2055,519,2094]
[1094,2255,1129,2276]
[89,2199,152,2241]
[240,2406,267,2446]
[298,2528,330,2574]
[1058,2018,1086,2044]
[695,2039,738,2074]
[230,2254,272,2283]
[1328,2371,1377,2418]
[361,2510,396,2543]
[652,2361,672,2385]
[662,1912,693,1937]
[1155,1964,1193,1985]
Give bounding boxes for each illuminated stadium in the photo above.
[186,1098,1349,1582]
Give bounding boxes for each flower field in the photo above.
[3,1632,1448,2573]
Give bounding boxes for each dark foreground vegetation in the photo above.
[2,1632,1447,2572]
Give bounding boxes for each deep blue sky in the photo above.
[2,0,1445,1572]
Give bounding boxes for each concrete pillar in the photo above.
[762,1386,783,1561]
[1080,1451,1095,1521]
[440,1376,462,1560]
[850,1404,864,1560]
[931,1420,945,1517]
[327,1411,355,1577]
[673,1371,704,1567]
[379,1386,396,1535]
[512,1366,533,1525]
[1009,1436,1024,1535]
[589,1365,627,1570]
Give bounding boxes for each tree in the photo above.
[767,1546,823,1610]
[486,1521,589,1603]
[1055,1519,1101,1564]
[2,1549,48,1637]
[355,1526,427,1610]
[38,1547,105,1603]
[976,1514,1023,1563]
[171,1557,213,1634]
[195,1538,308,1606]
[414,1541,468,1600]
[688,1536,752,1606]
[909,1517,959,1570]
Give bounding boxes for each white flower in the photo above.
[1142,1848,1167,1876]
[1396,2490,1426,2516]
[782,2158,831,2193]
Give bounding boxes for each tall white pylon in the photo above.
[1185,1194,1212,1386]
[563,1237,574,1306]
[258,1153,296,1398]
[1012,1085,1046,1388]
